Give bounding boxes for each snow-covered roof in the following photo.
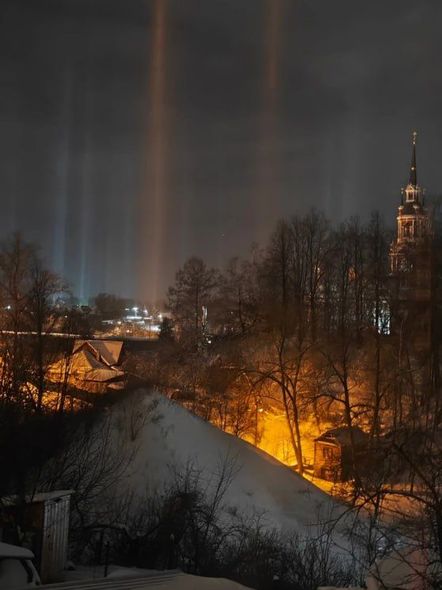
[0,542,35,559]
[67,348,125,383]
[73,340,123,367]
[73,349,107,372]
[2,490,74,506]
[314,426,368,447]
[82,367,125,383]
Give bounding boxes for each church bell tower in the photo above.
[389,132,433,352]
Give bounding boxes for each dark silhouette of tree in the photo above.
[167,257,219,347]
[93,292,127,321]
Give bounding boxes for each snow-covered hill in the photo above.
[81,390,354,552]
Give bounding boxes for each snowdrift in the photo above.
[87,389,351,544]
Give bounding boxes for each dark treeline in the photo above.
[0,233,93,413]
[156,209,440,461]
[0,233,96,505]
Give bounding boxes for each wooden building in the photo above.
[0,490,73,583]
[313,427,369,482]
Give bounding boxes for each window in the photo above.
[402,221,412,238]
[406,187,415,202]
[322,446,334,459]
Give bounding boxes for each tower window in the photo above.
[402,221,412,238]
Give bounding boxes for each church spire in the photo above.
[409,131,417,187]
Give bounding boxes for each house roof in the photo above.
[72,349,106,372]
[2,490,74,507]
[71,350,124,382]
[73,339,123,367]
[48,347,125,385]
[314,426,368,447]
[82,367,125,383]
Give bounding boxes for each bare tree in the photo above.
[26,261,65,412]
[0,234,35,406]
[167,257,219,347]
[0,233,66,411]
[216,256,261,336]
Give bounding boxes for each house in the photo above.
[48,339,126,394]
[313,426,369,482]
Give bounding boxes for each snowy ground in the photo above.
[84,390,355,555]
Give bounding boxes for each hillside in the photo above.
[85,390,353,551]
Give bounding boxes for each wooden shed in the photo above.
[0,490,73,583]
[313,427,369,482]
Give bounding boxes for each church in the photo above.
[389,132,435,357]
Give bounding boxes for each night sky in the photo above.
[1,0,442,303]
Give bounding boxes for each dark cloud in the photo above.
[1,0,441,302]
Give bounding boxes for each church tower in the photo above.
[389,132,433,352]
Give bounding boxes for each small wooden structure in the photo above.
[0,490,73,583]
[313,427,368,482]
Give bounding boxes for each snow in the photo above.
[47,345,125,388]
[90,390,352,549]
[108,570,252,589]
[2,490,74,506]
[0,543,41,589]
[366,547,429,590]
[319,547,442,590]
[73,340,124,367]
[0,541,35,559]
[125,572,251,589]
[47,568,252,589]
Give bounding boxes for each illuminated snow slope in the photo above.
[97,390,351,548]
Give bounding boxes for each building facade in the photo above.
[313,427,369,482]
